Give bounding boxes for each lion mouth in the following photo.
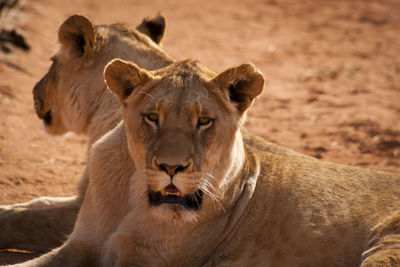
[37,110,52,125]
[148,184,203,210]
[42,111,52,125]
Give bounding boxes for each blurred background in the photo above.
[0,0,399,215]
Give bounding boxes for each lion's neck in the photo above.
[198,139,259,261]
[85,89,122,146]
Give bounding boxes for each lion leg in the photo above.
[6,239,95,267]
[360,211,400,266]
[0,196,80,252]
[0,196,77,210]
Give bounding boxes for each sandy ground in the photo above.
[0,0,399,264]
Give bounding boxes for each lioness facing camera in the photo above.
[10,59,400,267]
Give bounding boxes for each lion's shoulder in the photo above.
[90,122,131,172]
[242,131,312,159]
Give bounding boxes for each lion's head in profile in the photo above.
[32,14,169,136]
[104,59,264,223]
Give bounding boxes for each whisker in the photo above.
[202,185,224,212]
[202,180,220,198]
[199,177,225,212]
[203,172,218,180]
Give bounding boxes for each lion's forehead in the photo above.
[144,82,219,117]
[134,62,235,122]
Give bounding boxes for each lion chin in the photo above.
[147,184,203,223]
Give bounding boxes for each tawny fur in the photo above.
[10,59,400,267]
[0,15,299,253]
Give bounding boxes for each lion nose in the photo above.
[158,163,188,178]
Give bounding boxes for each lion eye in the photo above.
[197,117,213,127]
[144,113,159,124]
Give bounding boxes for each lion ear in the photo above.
[212,63,265,114]
[58,15,95,58]
[104,59,153,104]
[135,13,166,44]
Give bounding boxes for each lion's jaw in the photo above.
[127,133,245,224]
[127,135,245,225]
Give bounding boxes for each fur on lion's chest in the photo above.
[103,229,211,266]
